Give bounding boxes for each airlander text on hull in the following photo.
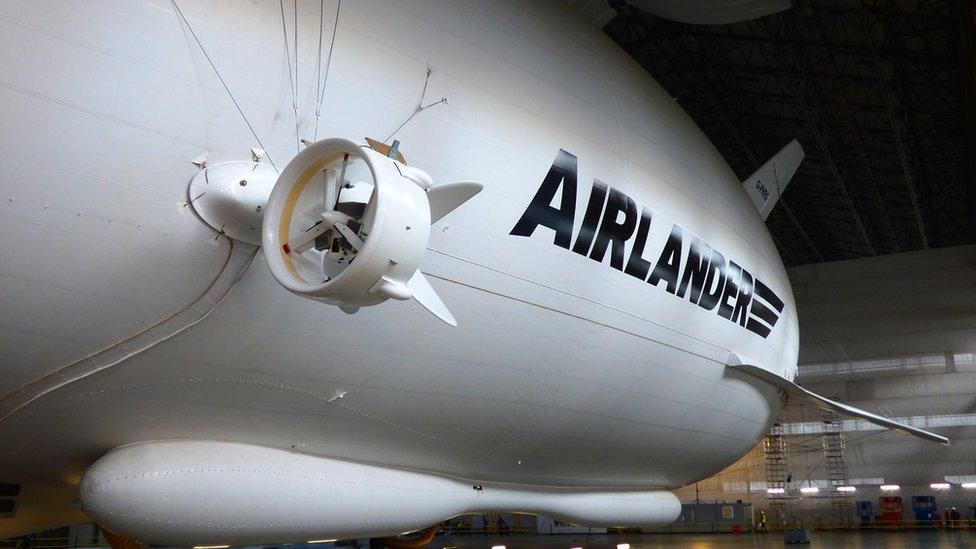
[510,149,786,339]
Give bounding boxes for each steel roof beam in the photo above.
[751,17,876,256]
[610,0,825,262]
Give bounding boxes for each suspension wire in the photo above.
[171,0,278,171]
[382,97,447,144]
[313,0,341,141]
[315,0,324,128]
[278,0,295,111]
[294,0,299,147]
[383,67,447,143]
[418,66,432,109]
[279,0,300,153]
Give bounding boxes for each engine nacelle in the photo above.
[262,138,432,311]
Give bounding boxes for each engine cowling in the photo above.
[262,138,482,325]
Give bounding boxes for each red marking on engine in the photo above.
[282,243,291,254]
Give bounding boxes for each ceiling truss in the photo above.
[604,0,969,266]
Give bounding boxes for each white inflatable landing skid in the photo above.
[741,139,805,220]
[80,441,681,546]
[726,354,949,446]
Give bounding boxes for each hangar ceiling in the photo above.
[603,0,973,266]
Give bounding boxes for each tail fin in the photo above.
[742,139,805,220]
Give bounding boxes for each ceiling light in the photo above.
[837,486,856,492]
[931,483,951,490]
[491,546,506,549]
[962,483,976,489]
[800,486,819,494]
[616,545,631,549]
[307,541,337,544]
[880,485,900,491]
[193,546,229,549]
[766,487,785,494]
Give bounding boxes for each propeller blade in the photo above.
[333,221,364,251]
[283,221,330,255]
[407,270,457,327]
[427,181,484,223]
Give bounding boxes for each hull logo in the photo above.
[510,149,785,338]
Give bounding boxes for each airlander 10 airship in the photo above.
[0,0,946,545]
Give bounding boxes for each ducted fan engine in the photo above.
[262,137,483,326]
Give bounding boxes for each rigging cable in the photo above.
[315,0,324,129]
[279,0,300,153]
[294,0,299,149]
[313,0,341,142]
[383,66,447,143]
[0,237,260,422]
[171,0,278,171]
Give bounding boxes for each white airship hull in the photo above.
[0,0,798,541]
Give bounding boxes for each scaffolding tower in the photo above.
[763,422,790,529]
[821,408,852,526]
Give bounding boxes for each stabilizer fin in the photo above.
[742,139,804,220]
[726,353,949,446]
[407,270,457,327]
[426,181,484,223]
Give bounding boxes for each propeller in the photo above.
[263,137,484,327]
[333,220,364,250]
[281,154,361,264]
[280,176,477,325]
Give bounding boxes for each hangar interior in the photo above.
[2,0,975,546]
[602,0,976,532]
[673,245,976,528]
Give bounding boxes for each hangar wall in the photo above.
[674,245,976,522]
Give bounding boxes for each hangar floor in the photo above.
[436,531,976,548]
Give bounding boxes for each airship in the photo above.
[0,0,944,544]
